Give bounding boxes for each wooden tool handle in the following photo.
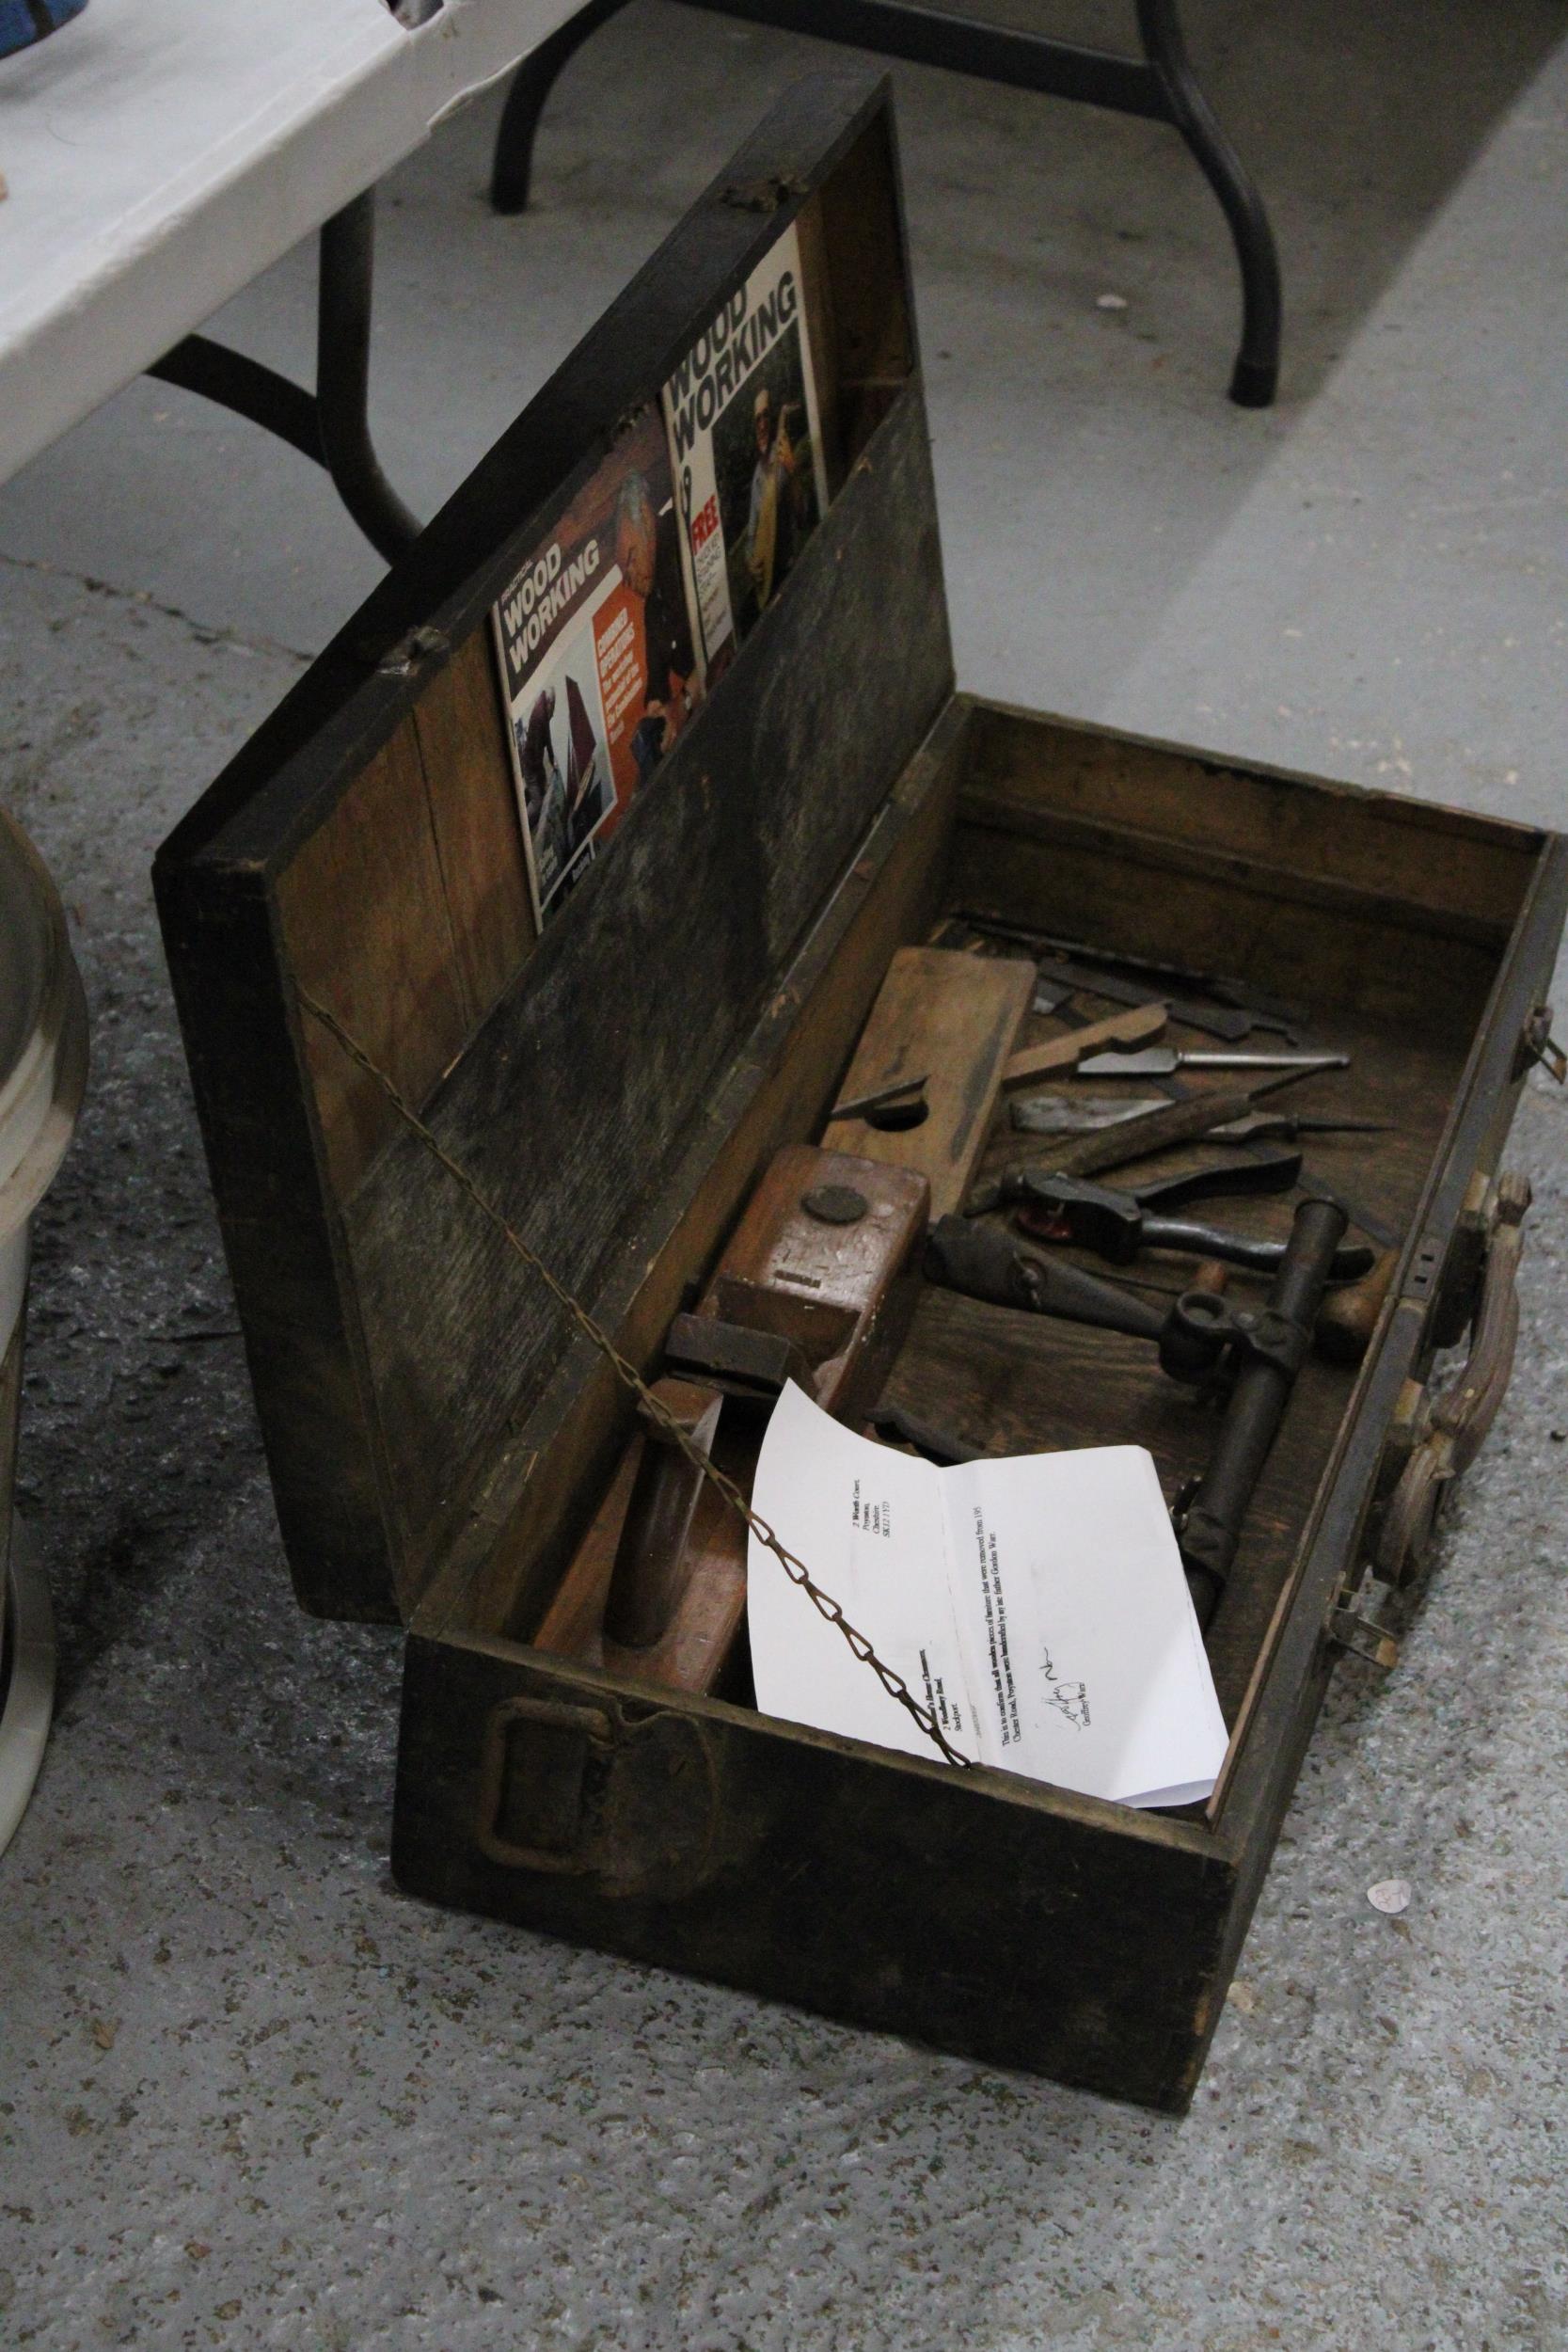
[1315,1248,1397,1366]
[1002,1002,1165,1088]
[602,1391,723,1649]
[1375,1174,1529,1584]
[1045,1084,1261,1181]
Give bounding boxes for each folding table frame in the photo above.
[143,0,1280,565]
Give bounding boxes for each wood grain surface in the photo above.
[829,946,1032,1215]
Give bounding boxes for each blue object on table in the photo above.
[0,0,87,63]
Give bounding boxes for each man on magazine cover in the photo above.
[521,687,569,896]
[745,385,805,615]
[562,675,610,858]
[614,470,699,779]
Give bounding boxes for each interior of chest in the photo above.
[883,707,1527,1725]
[404,687,1537,1765]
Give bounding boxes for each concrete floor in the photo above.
[3,4,1567,2345]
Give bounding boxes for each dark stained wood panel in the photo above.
[948,794,1507,1039]
[156,72,925,1625]
[966,704,1540,934]
[277,720,474,1205]
[411,627,536,1025]
[816,105,915,452]
[340,383,953,1581]
[154,860,400,1622]
[392,1635,1225,2113]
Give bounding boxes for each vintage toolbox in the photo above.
[153,74,1567,2111]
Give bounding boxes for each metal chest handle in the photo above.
[475,1697,615,1874]
[1375,1170,1531,1589]
[473,1691,723,1897]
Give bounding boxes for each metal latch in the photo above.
[1516,1004,1565,1085]
[1327,1581,1401,1672]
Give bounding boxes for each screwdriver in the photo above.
[1205,1112,1388,1144]
[1075,1046,1348,1078]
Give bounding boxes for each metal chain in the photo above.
[298,989,972,1770]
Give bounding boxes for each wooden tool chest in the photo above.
[154,75,1567,2111]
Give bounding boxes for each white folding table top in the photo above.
[0,0,578,486]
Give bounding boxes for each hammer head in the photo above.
[1011,1171,1144,1263]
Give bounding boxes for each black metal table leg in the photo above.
[1135,0,1280,406]
[144,337,325,468]
[489,0,1281,404]
[147,191,420,564]
[492,0,633,214]
[314,197,421,559]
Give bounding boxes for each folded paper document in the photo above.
[747,1383,1228,1808]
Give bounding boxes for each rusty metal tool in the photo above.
[1003,1002,1166,1087]
[1007,1163,1373,1279]
[827,1073,929,1122]
[1010,1089,1168,1136]
[1001,1079,1399,1293]
[925,1217,1243,1375]
[1203,1111,1388,1144]
[924,1216,1169,1340]
[1172,1198,1350,1625]
[1031,960,1294,1045]
[971,1069,1338,1210]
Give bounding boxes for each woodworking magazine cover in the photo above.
[662,220,832,684]
[491,404,699,922]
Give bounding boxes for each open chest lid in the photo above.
[154,72,955,1626]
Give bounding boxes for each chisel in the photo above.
[967,1068,1334,1210]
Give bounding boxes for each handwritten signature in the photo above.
[1039,1644,1091,1730]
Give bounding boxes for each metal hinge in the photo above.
[1516,1004,1565,1085]
[1327,1581,1401,1672]
[723,173,809,215]
[353,622,450,677]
